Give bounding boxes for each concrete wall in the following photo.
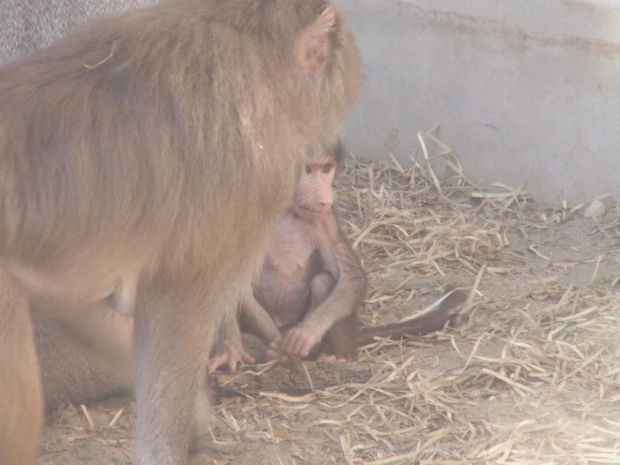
[334,0,620,204]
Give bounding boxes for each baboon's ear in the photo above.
[294,6,337,73]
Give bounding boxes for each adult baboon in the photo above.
[0,1,361,463]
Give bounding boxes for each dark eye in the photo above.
[322,164,334,174]
[304,165,312,175]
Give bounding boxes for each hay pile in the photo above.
[203,129,620,464]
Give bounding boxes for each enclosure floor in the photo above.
[35,136,620,465]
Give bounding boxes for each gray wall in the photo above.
[0,0,155,63]
[335,0,620,204]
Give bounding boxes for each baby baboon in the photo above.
[210,140,466,370]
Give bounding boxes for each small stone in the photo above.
[584,199,606,219]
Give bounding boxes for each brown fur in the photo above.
[0,0,361,463]
[0,269,42,465]
[35,315,132,413]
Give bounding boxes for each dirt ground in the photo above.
[34,140,620,465]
